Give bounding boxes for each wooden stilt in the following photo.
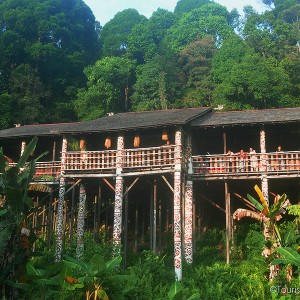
[192,201,196,254]
[141,206,145,244]
[184,180,193,264]
[223,132,227,154]
[47,187,53,250]
[166,209,169,235]
[197,215,201,239]
[123,186,129,269]
[173,129,183,281]
[53,198,57,231]
[63,199,67,241]
[76,183,86,259]
[97,184,102,242]
[153,179,157,253]
[42,204,46,240]
[260,128,269,205]
[112,135,124,256]
[69,186,76,246]
[158,199,162,255]
[150,185,153,251]
[225,181,231,264]
[93,196,97,241]
[134,206,138,253]
[54,136,67,262]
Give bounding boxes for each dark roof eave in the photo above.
[197,119,300,129]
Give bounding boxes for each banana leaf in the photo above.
[246,194,264,212]
[254,185,269,213]
[272,247,300,267]
[17,137,38,168]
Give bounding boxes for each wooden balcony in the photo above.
[192,151,300,178]
[35,161,61,179]
[7,161,61,181]
[123,145,175,173]
[63,145,176,176]
[65,150,117,175]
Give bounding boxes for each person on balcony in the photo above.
[276,145,284,171]
[227,150,234,172]
[236,149,247,172]
[249,148,258,171]
[161,140,171,165]
[80,139,87,169]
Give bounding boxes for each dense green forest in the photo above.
[0,0,299,128]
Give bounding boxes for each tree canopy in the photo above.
[0,0,299,128]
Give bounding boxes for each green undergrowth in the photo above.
[5,224,299,300]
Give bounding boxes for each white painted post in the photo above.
[260,129,269,205]
[174,129,182,281]
[112,135,124,256]
[76,183,86,259]
[54,136,67,262]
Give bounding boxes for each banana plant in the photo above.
[272,247,300,267]
[233,185,290,242]
[0,137,47,292]
[233,185,291,281]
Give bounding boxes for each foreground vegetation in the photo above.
[2,223,300,300]
[1,139,300,299]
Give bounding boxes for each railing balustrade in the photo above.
[35,161,61,178]
[123,145,175,170]
[65,150,117,172]
[8,148,298,178]
[192,151,300,176]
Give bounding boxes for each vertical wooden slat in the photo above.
[153,180,157,253]
[123,186,129,269]
[225,181,231,264]
[134,206,138,253]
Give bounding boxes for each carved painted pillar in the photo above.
[184,179,193,264]
[112,135,124,255]
[260,129,269,205]
[54,136,68,262]
[174,129,182,281]
[184,133,193,264]
[76,183,86,259]
[20,141,26,156]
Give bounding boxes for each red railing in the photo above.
[123,145,175,171]
[35,161,61,178]
[192,151,300,176]
[65,150,117,173]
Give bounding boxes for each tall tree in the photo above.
[178,36,216,107]
[174,0,210,17]
[128,8,176,63]
[0,0,100,126]
[130,54,181,111]
[9,64,48,124]
[99,9,147,57]
[165,2,234,52]
[75,57,136,120]
[212,48,291,109]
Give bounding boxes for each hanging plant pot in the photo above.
[134,135,140,148]
[162,129,168,141]
[80,139,86,151]
[105,136,112,149]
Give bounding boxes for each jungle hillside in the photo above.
[0,0,299,129]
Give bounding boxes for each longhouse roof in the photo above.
[0,108,211,139]
[191,107,300,128]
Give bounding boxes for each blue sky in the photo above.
[83,0,268,25]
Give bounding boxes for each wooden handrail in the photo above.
[192,151,300,176]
